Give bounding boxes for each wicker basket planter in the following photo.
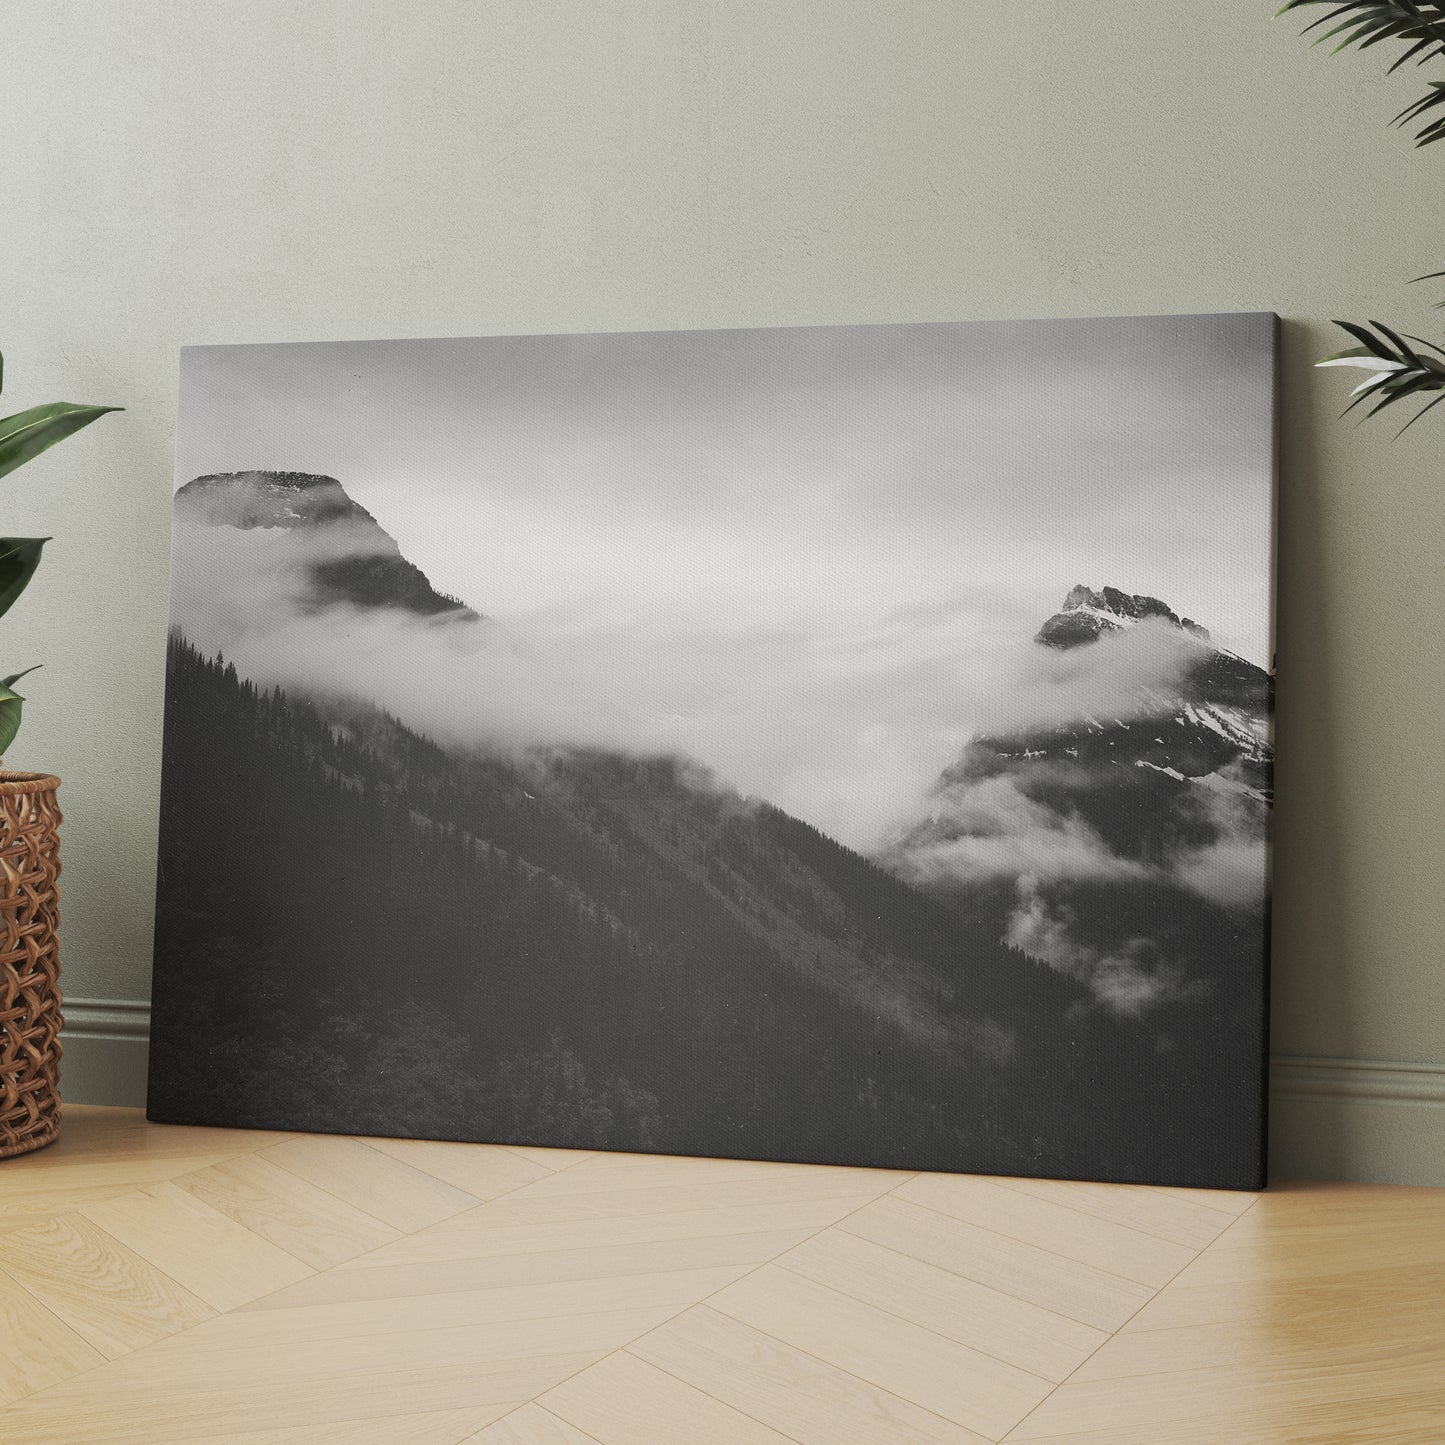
[0,771,63,1159]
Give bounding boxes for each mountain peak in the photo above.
[174,469,480,622]
[1038,585,1210,650]
[176,471,366,530]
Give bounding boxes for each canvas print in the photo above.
[149,313,1276,1189]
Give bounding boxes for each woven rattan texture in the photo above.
[0,773,62,1159]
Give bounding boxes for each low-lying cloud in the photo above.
[170,518,1002,853]
[1005,877,1206,1017]
[883,621,1269,908]
[171,515,1267,922]
[890,773,1153,889]
[969,617,1205,738]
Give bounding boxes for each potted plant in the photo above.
[0,349,118,1158]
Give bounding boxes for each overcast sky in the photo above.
[173,315,1275,852]
[177,313,1275,666]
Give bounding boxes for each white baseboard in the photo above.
[56,1001,1445,1185]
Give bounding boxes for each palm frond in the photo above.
[1316,319,1445,432]
[1279,1,1445,142]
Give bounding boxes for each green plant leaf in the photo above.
[1280,2,1445,141]
[0,666,41,690]
[0,538,48,623]
[0,401,122,483]
[0,679,26,755]
[1316,319,1445,430]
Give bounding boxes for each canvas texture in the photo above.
[148,313,1277,1189]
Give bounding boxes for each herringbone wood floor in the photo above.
[0,1108,1441,1442]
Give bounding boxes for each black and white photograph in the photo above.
[149,312,1276,1189]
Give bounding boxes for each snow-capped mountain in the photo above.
[1012,585,1272,802]
[174,471,479,621]
[1035,584,1213,649]
[886,584,1273,902]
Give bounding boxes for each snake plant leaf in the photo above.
[0,678,28,756]
[0,401,122,483]
[0,538,48,623]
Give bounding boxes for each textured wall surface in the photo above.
[5,1,1443,1176]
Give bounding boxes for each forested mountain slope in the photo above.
[151,634,1259,1184]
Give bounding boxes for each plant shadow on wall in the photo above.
[1281,1,1445,424]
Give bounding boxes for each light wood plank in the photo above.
[985,1175,1243,1250]
[3,1108,290,1173]
[251,1229,812,1311]
[6,1112,1438,1445]
[633,1304,989,1444]
[1070,1311,1445,1385]
[259,1135,482,1231]
[775,1225,1108,1383]
[0,1213,214,1358]
[206,1405,517,1444]
[1169,1215,1445,1289]
[470,1402,603,1443]
[895,1173,1197,1287]
[0,1156,272,1214]
[841,1194,1153,1331]
[172,1153,401,1271]
[348,1196,882,1268]
[1007,1386,1445,1444]
[79,1182,313,1311]
[542,1346,800,1444]
[438,1168,902,1228]
[711,1263,1050,1439]
[501,1146,598,1171]
[1224,1179,1443,1230]
[1127,1258,1445,1332]
[1149,1184,1258,1214]
[365,1137,553,1200]
[178,1266,746,1348]
[518,1149,906,1199]
[54,1308,682,1398]
[0,1211,71,1237]
[0,1353,584,1443]
[0,1267,106,1405]
[1007,1351,1445,1439]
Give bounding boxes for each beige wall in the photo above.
[6,1,1444,1179]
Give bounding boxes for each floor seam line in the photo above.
[228,1143,596,1309]
[982,1176,1250,1245]
[767,1257,1056,1388]
[528,1190,884,1442]
[996,1198,1263,1441]
[877,1189,1173,1290]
